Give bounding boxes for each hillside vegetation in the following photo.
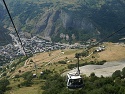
[0,26,12,46]
[0,42,125,93]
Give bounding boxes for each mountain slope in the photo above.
[1,0,125,42]
[0,26,12,46]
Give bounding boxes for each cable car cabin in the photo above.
[67,73,83,89]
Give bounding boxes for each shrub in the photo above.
[41,74,65,94]
[90,72,96,77]
[2,73,7,76]
[68,64,76,69]
[20,80,33,87]
[21,71,33,80]
[15,75,20,78]
[0,79,10,93]
[122,67,125,78]
[58,61,66,64]
[20,71,34,87]
[39,70,53,80]
[17,84,21,88]
[112,70,121,79]
[96,60,106,65]
[18,70,21,73]
[81,50,89,57]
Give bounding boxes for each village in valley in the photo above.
[0,32,89,66]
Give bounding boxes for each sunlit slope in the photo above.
[10,43,125,77]
[97,43,125,61]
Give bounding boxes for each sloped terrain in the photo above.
[1,0,125,42]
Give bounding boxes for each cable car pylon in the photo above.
[66,53,83,89]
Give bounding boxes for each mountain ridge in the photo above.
[1,0,125,42]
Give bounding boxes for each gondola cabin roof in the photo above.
[67,73,82,79]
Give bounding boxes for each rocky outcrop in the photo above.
[32,9,97,40]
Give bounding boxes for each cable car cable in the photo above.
[89,26,125,49]
[2,0,27,57]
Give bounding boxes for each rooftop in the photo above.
[67,73,82,79]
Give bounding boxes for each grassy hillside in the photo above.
[98,43,125,61]
[0,42,124,93]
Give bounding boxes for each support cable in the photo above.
[2,0,27,57]
[89,26,125,49]
[77,26,125,75]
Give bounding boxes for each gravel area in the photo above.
[63,61,125,77]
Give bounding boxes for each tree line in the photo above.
[41,67,125,94]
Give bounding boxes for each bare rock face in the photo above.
[33,10,62,40]
[33,9,96,40]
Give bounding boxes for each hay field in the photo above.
[97,43,125,61]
